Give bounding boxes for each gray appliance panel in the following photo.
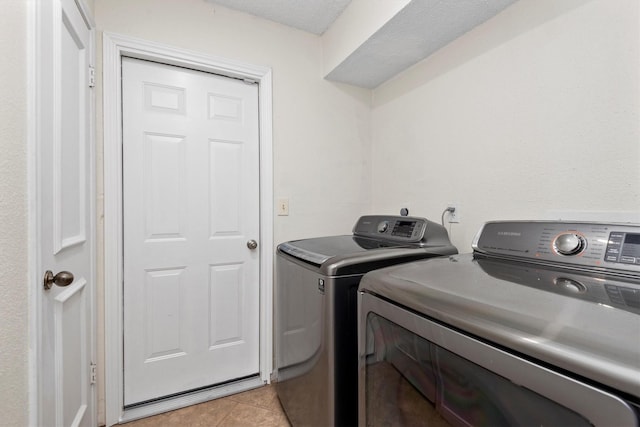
[359,254,640,398]
[358,292,638,427]
[275,251,361,426]
[354,215,454,248]
[275,254,331,426]
[473,221,640,275]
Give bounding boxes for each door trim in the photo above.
[103,32,274,425]
[28,0,97,425]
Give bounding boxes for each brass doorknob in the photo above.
[43,270,74,290]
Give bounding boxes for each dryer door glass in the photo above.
[364,313,590,426]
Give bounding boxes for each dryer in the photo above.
[358,221,640,426]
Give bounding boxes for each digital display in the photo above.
[608,232,640,264]
[392,221,415,238]
[624,233,640,245]
[621,233,640,259]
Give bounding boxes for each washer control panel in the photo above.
[354,215,427,243]
[473,221,640,273]
[353,215,457,250]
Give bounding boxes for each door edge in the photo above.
[28,0,97,425]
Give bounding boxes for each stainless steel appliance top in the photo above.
[278,215,457,273]
[360,221,640,399]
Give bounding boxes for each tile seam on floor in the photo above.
[214,400,240,427]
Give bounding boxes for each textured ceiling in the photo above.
[326,0,519,88]
[205,0,352,35]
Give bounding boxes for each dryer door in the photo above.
[358,292,638,427]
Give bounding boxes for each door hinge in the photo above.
[90,362,97,384]
[88,66,96,88]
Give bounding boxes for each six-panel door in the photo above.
[122,57,261,405]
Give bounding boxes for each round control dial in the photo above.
[554,233,586,256]
[377,221,389,233]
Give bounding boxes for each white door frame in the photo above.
[28,0,96,425]
[103,33,274,425]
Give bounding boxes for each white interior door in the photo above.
[37,0,95,425]
[122,57,261,405]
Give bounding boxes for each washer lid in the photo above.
[278,235,412,266]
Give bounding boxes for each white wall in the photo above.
[0,1,29,426]
[371,0,640,252]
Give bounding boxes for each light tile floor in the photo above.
[121,385,291,426]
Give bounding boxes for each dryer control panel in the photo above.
[473,221,640,274]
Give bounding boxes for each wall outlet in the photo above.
[277,198,289,216]
[447,203,460,223]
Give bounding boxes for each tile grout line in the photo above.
[213,401,240,427]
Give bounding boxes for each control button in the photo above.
[609,232,625,240]
[554,233,586,256]
[377,221,389,233]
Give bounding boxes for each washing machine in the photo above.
[275,215,458,427]
[359,220,640,426]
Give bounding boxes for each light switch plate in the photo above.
[277,198,289,216]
